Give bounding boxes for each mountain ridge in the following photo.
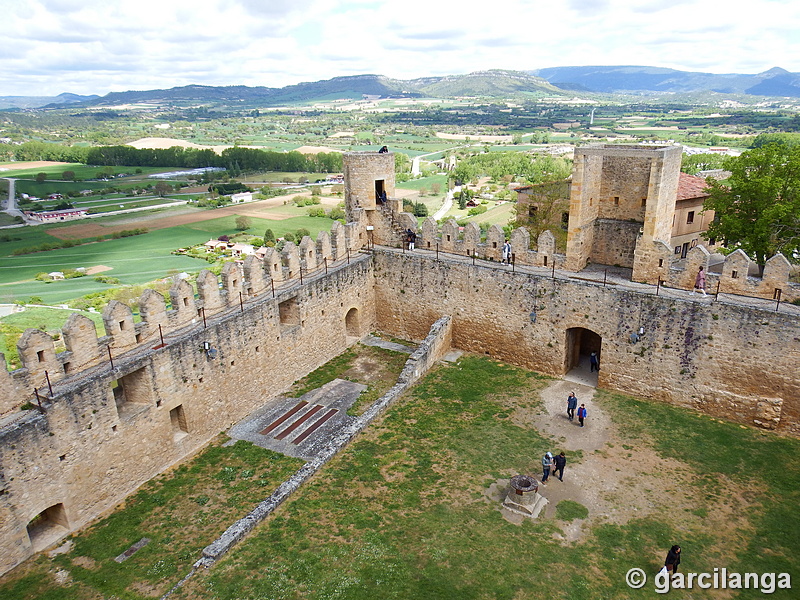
[2,66,799,110]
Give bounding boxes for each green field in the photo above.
[0,212,337,305]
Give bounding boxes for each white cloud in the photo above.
[0,0,798,95]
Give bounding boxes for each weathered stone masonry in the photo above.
[1,148,799,576]
[0,255,375,575]
[373,250,800,435]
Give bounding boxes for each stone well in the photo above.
[502,474,548,518]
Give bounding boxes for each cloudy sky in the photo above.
[2,0,798,97]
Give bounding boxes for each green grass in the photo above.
[0,306,104,331]
[555,500,589,521]
[395,174,449,192]
[0,210,338,305]
[2,354,799,599]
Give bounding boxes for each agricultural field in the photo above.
[1,352,797,599]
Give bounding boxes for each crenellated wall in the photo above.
[372,250,800,436]
[0,238,374,574]
[1,150,798,576]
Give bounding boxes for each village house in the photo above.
[671,172,717,258]
[230,192,253,204]
[24,208,89,223]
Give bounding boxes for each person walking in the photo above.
[577,404,587,427]
[589,352,599,372]
[541,451,554,484]
[692,266,707,296]
[502,239,511,265]
[665,545,682,574]
[553,451,566,481]
[566,392,578,421]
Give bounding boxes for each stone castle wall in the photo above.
[372,250,800,435]
[1,150,798,576]
[0,251,375,575]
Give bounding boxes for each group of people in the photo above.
[541,451,567,484]
[566,391,588,426]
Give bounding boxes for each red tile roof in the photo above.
[677,172,710,201]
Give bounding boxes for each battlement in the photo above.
[0,220,370,419]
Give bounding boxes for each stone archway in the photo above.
[345,307,360,338]
[564,327,602,377]
[27,503,69,552]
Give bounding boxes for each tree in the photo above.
[704,144,800,270]
[62,170,75,181]
[35,172,47,183]
[264,229,276,244]
[154,181,172,197]
[235,216,252,231]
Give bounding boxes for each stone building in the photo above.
[0,148,797,575]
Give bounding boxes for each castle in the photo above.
[1,145,798,575]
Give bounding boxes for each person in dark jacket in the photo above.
[665,545,681,574]
[553,451,566,481]
[566,392,578,421]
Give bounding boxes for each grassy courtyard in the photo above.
[0,351,798,599]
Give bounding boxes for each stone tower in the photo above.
[564,144,682,279]
[343,151,397,222]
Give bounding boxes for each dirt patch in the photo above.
[47,193,301,240]
[506,379,757,550]
[85,265,113,275]
[71,556,97,570]
[0,161,71,171]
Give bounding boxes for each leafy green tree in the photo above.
[154,181,173,197]
[235,216,252,231]
[458,190,468,210]
[704,144,800,270]
[62,170,75,181]
[35,172,47,183]
[264,229,276,244]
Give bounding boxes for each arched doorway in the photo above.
[345,307,360,337]
[27,503,69,552]
[564,327,602,378]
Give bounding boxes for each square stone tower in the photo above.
[343,151,397,221]
[564,144,682,278]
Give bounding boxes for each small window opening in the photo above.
[687,211,695,224]
[37,350,45,362]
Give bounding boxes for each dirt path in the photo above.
[504,379,737,545]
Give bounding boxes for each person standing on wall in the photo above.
[577,404,587,427]
[406,228,416,251]
[502,239,511,265]
[567,391,578,421]
[692,266,707,296]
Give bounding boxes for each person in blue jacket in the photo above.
[577,404,587,427]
